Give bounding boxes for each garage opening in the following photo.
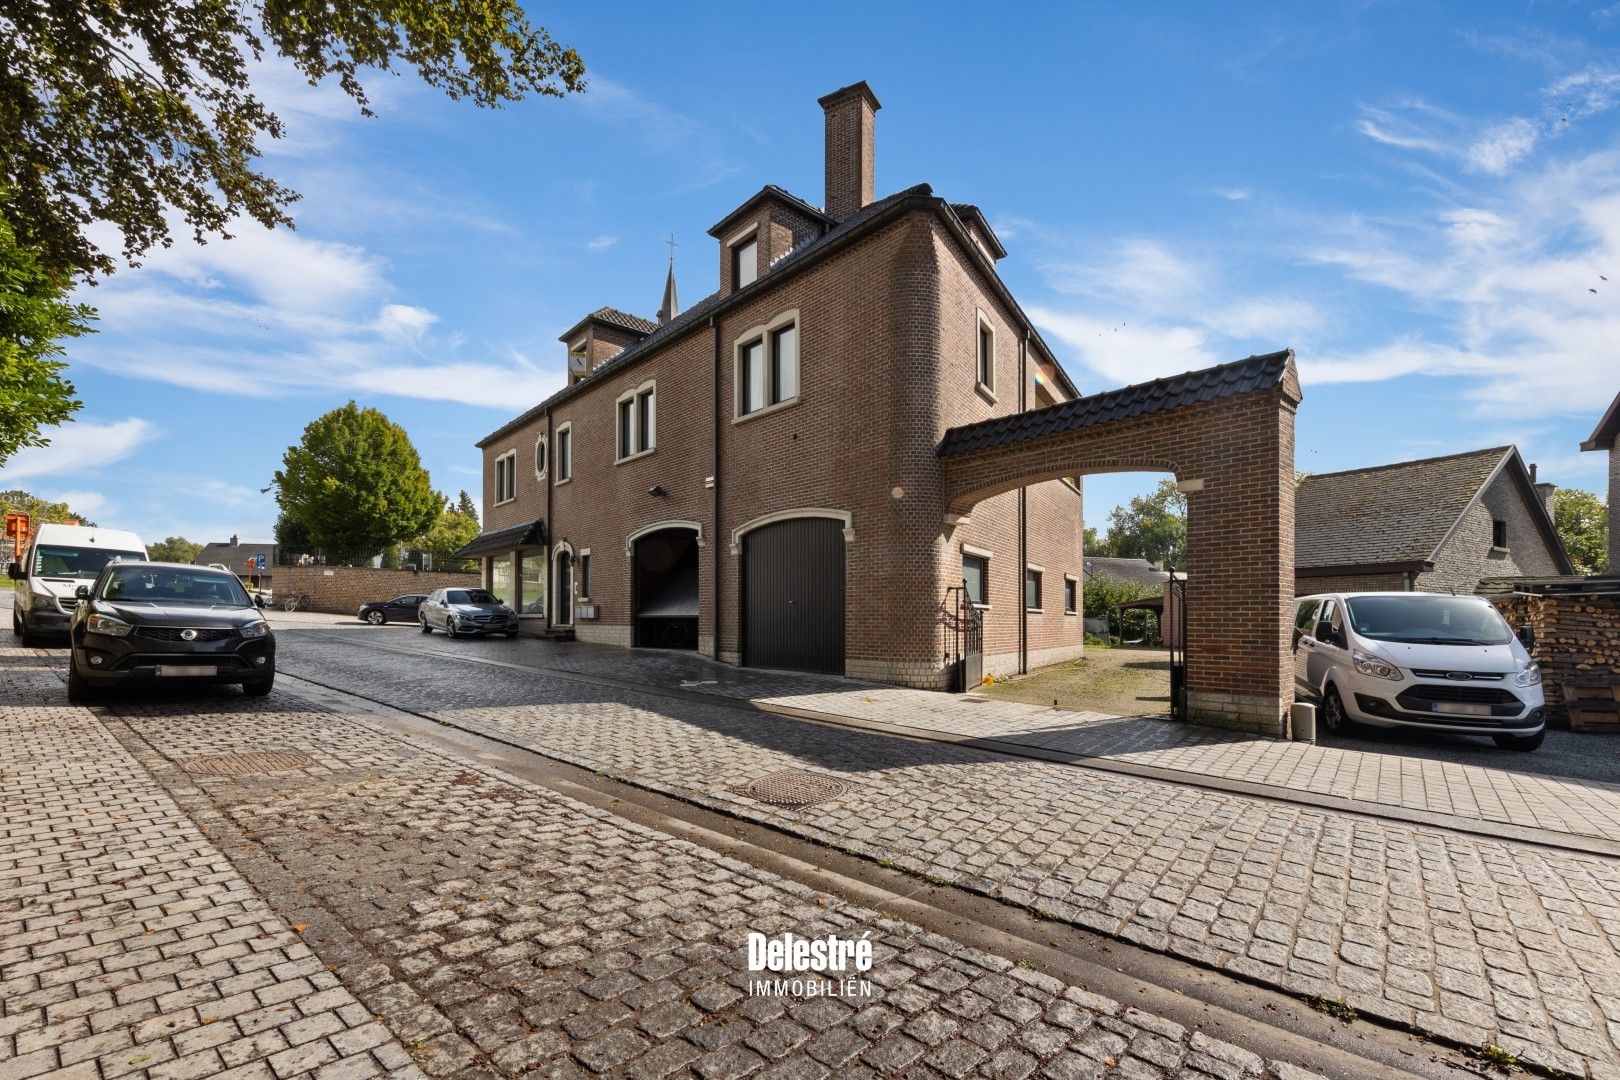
[633,527,699,649]
[742,516,845,674]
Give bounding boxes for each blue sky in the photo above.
[5,1,1619,543]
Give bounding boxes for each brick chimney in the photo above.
[819,82,880,219]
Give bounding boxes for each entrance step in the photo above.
[541,627,576,642]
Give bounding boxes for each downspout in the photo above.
[711,314,723,661]
[1018,331,1029,675]
[545,411,554,631]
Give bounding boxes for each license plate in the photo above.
[1432,702,1492,716]
[155,665,216,677]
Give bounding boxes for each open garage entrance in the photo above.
[633,527,700,649]
[741,516,846,675]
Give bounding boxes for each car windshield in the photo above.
[446,589,500,605]
[100,567,250,606]
[1343,595,1513,646]
[32,546,144,579]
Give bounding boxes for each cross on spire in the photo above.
[665,233,678,263]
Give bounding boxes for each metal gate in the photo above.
[1167,574,1188,720]
[741,518,845,674]
[941,585,984,693]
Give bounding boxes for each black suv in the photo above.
[68,562,275,700]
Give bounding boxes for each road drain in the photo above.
[736,768,852,808]
[181,749,318,776]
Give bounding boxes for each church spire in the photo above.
[657,235,680,325]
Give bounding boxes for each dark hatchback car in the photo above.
[419,587,519,638]
[356,593,427,625]
[68,562,275,701]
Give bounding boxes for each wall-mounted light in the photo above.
[649,484,668,498]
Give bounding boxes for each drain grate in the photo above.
[180,749,317,776]
[737,769,852,808]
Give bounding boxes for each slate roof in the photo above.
[1295,447,1511,570]
[1581,391,1620,451]
[937,350,1293,457]
[1083,557,1169,590]
[453,518,547,560]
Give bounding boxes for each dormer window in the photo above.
[732,232,758,289]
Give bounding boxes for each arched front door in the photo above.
[554,550,573,627]
[742,517,845,674]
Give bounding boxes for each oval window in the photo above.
[534,435,548,478]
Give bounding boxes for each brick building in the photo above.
[1295,446,1572,596]
[1581,391,1620,571]
[462,82,1303,730]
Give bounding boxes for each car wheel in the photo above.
[243,673,275,697]
[17,611,36,647]
[66,657,99,703]
[447,618,459,640]
[1493,729,1545,751]
[420,617,433,634]
[1322,685,1354,735]
[367,610,386,625]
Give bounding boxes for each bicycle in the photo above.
[282,593,311,612]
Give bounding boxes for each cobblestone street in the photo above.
[262,623,1620,1079]
[5,637,1353,1080]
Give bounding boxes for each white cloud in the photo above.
[586,235,619,251]
[375,303,438,341]
[1043,239,1204,311]
[1214,188,1251,201]
[49,491,109,517]
[1030,307,1215,387]
[1467,118,1539,174]
[0,419,158,482]
[1548,66,1620,119]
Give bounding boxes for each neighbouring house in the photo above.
[1082,557,1183,644]
[460,81,1303,732]
[1082,556,1170,591]
[1295,446,1573,597]
[194,535,277,592]
[1580,390,1620,571]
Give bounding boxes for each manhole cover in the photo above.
[737,769,852,808]
[181,750,317,776]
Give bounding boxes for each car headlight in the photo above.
[1514,662,1541,687]
[239,621,271,639]
[1352,649,1401,681]
[85,613,133,638]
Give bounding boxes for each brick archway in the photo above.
[939,351,1302,734]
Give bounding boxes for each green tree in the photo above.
[1097,478,1186,566]
[146,536,203,564]
[414,498,481,569]
[0,489,98,529]
[1553,487,1609,575]
[0,193,90,467]
[1,1,586,281]
[455,489,480,526]
[273,402,439,561]
[273,511,311,552]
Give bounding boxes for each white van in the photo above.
[8,523,147,645]
[1294,592,1545,750]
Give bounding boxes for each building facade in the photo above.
[463,82,1087,687]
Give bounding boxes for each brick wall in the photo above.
[1295,571,1411,595]
[280,565,479,617]
[1492,593,1620,723]
[1610,446,1620,571]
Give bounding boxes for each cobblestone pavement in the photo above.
[0,650,419,1080]
[276,615,1620,847]
[269,627,1620,1078]
[2,643,1331,1080]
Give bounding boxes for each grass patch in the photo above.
[1310,995,1358,1023]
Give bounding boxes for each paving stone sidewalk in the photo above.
[272,631,1620,1079]
[0,651,420,1080]
[292,617,1620,846]
[4,653,1332,1080]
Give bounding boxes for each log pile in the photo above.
[1493,594,1620,728]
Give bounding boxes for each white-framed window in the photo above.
[533,433,548,480]
[493,450,517,505]
[615,381,656,462]
[1064,575,1078,615]
[1025,565,1043,612]
[579,549,591,600]
[962,546,991,607]
[554,423,573,484]
[735,311,800,419]
[731,228,759,289]
[976,310,996,397]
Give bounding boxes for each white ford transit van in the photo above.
[1294,591,1545,751]
[9,523,147,645]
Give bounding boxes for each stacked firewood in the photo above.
[1492,594,1620,729]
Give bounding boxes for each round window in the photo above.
[534,435,548,478]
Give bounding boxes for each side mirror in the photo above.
[6,562,20,580]
[1315,621,1339,646]
[74,585,91,601]
[255,594,266,608]
[1516,623,1535,649]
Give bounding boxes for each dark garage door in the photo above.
[742,517,845,675]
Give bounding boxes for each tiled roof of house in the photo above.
[567,306,659,339]
[1082,557,1169,589]
[194,541,276,569]
[1295,447,1510,570]
[1581,391,1620,451]
[937,350,1293,457]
